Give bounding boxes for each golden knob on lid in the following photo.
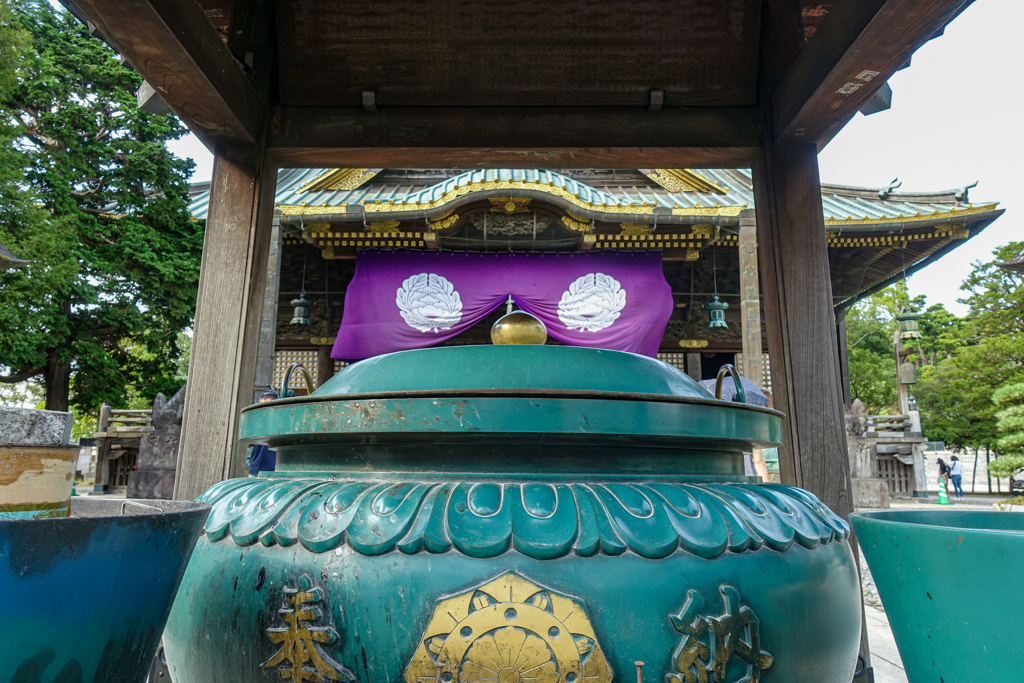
[490,311,547,345]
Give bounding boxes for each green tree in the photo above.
[842,283,921,412]
[987,382,1024,479]
[989,383,1024,478]
[960,243,1024,339]
[915,243,1024,450]
[0,1,202,414]
[916,303,966,366]
[847,346,897,413]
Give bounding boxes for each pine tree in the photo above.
[0,1,202,413]
[989,383,1024,479]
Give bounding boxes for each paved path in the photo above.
[865,604,909,683]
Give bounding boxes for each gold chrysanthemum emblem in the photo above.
[404,572,612,683]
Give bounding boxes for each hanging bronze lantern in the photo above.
[705,295,729,329]
[895,310,922,341]
[290,291,312,326]
[899,359,918,384]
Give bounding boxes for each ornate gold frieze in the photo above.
[620,223,653,235]
[678,339,709,349]
[303,223,333,241]
[404,572,613,683]
[689,224,717,239]
[489,197,532,214]
[934,223,970,239]
[279,204,348,216]
[561,215,592,233]
[686,249,700,261]
[429,212,460,230]
[309,338,334,346]
[262,574,355,681]
[367,220,401,233]
[672,206,745,217]
[297,168,379,193]
[667,585,773,683]
[321,244,334,258]
[644,169,729,194]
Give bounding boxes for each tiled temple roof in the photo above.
[189,168,999,229]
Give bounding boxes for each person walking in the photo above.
[936,458,951,499]
[248,390,279,477]
[949,455,964,500]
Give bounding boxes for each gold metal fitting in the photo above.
[490,311,548,346]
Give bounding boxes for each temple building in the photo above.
[190,168,1002,399]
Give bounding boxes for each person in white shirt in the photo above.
[949,455,964,499]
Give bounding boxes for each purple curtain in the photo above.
[331,251,673,360]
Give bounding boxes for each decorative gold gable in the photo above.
[642,169,729,194]
[297,168,380,193]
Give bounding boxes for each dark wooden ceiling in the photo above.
[66,0,972,167]
[275,0,762,108]
[198,1,849,108]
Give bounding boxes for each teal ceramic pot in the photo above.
[851,510,1024,683]
[0,498,208,682]
[165,346,861,682]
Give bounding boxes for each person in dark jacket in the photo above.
[936,458,951,498]
[248,390,279,476]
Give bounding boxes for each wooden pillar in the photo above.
[253,219,282,402]
[837,313,852,406]
[174,154,278,500]
[894,338,912,416]
[317,345,334,388]
[93,402,112,492]
[752,142,853,518]
[686,353,702,382]
[738,213,765,389]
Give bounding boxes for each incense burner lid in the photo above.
[312,345,709,399]
[241,345,783,448]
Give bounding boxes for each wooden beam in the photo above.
[273,146,756,170]
[65,0,260,147]
[753,141,852,517]
[174,154,277,500]
[772,0,974,144]
[269,106,761,169]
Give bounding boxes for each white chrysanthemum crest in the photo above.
[557,272,627,332]
[396,273,464,333]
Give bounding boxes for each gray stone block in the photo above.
[853,477,891,509]
[137,434,181,471]
[126,469,176,500]
[0,406,73,446]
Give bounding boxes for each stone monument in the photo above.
[846,399,891,509]
[127,386,185,499]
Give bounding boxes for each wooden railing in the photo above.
[91,404,154,490]
[96,404,153,436]
[865,415,912,438]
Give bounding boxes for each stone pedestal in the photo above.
[847,435,891,509]
[852,478,890,509]
[0,407,72,446]
[127,434,179,499]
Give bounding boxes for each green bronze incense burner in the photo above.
[165,335,861,682]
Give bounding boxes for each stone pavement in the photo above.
[860,555,908,683]
[866,602,909,683]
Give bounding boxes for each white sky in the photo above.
[166,0,1021,315]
